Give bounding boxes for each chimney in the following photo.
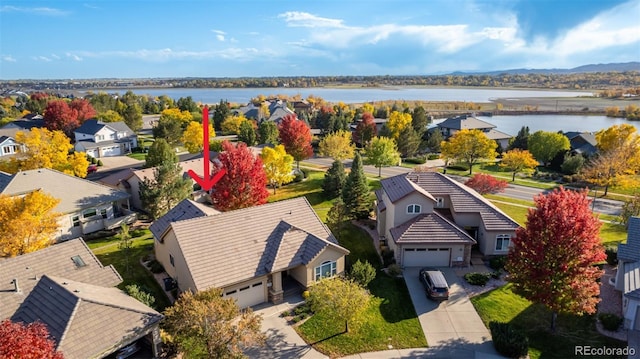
[12,278,20,292]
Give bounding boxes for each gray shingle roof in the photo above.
[0,168,130,214]
[0,238,122,321]
[12,275,162,359]
[74,119,106,135]
[485,128,512,140]
[168,197,348,290]
[389,212,476,244]
[150,199,219,240]
[405,172,520,231]
[619,217,640,262]
[437,116,496,130]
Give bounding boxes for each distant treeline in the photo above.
[2,71,640,92]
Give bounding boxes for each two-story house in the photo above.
[74,119,137,158]
[437,115,512,150]
[0,115,45,158]
[0,135,22,157]
[376,172,520,267]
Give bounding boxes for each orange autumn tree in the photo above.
[0,320,64,359]
[0,191,61,257]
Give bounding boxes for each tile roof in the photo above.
[12,275,162,359]
[96,168,136,188]
[380,175,436,203]
[0,168,130,214]
[150,199,219,240]
[437,116,496,130]
[0,238,122,321]
[405,172,520,231]
[619,217,640,262]
[132,158,215,183]
[168,197,348,290]
[485,128,512,140]
[389,212,476,244]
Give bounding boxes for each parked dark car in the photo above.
[419,267,450,300]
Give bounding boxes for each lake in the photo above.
[114,87,593,104]
[433,115,640,135]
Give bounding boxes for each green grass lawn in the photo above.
[296,222,425,357]
[127,152,146,160]
[471,284,627,359]
[88,229,171,311]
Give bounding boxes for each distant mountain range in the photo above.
[449,62,640,75]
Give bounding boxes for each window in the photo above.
[169,254,175,267]
[496,234,511,251]
[435,197,445,208]
[314,261,337,281]
[72,216,80,227]
[71,255,86,268]
[100,208,107,219]
[83,209,97,219]
[96,135,105,141]
[407,204,421,214]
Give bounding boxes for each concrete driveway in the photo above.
[404,267,499,358]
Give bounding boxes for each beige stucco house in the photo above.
[376,172,520,267]
[151,197,349,308]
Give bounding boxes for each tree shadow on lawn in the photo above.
[369,274,419,323]
[508,304,627,359]
[245,327,318,359]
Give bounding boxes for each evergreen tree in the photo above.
[145,138,176,168]
[213,99,230,131]
[342,152,372,220]
[258,120,279,145]
[323,160,347,198]
[238,120,257,145]
[139,160,193,219]
[326,197,348,235]
[396,127,421,158]
[508,126,530,151]
[425,129,444,153]
[411,105,429,135]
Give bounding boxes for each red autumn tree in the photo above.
[278,114,313,168]
[0,319,64,359]
[43,100,79,138]
[465,173,508,195]
[353,112,377,146]
[210,141,269,211]
[506,187,605,331]
[69,98,96,123]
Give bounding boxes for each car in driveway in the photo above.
[419,267,449,300]
[87,164,98,174]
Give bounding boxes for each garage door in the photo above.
[403,248,450,267]
[101,145,121,157]
[86,149,97,158]
[224,281,264,309]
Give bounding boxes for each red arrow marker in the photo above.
[188,107,225,191]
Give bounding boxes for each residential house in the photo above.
[376,172,520,267]
[564,131,598,156]
[0,135,22,157]
[0,238,163,358]
[615,216,640,330]
[74,119,138,158]
[0,115,45,157]
[437,114,512,150]
[234,99,296,124]
[0,168,134,240]
[152,197,349,308]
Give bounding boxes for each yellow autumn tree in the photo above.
[500,149,539,181]
[318,130,355,161]
[0,128,89,177]
[0,191,61,257]
[440,129,497,175]
[361,103,375,116]
[160,108,193,127]
[386,111,412,141]
[221,114,247,134]
[260,145,294,194]
[181,121,216,154]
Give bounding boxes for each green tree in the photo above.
[118,223,133,275]
[619,193,640,229]
[162,287,265,359]
[342,152,372,220]
[364,136,401,177]
[527,131,570,167]
[177,96,199,112]
[258,120,279,145]
[440,129,497,175]
[396,126,421,158]
[238,120,257,146]
[139,160,192,219]
[561,153,584,175]
[97,109,124,123]
[145,139,176,168]
[153,111,185,145]
[500,149,538,181]
[124,284,156,309]
[349,260,377,288]
[326,197,348,234]
[213,100,230,131]
[307,277,371,333]
[121,103,143,132]
[508,126,530,151]
[318,130,355,161]
[411,105,429,135]
[323,160,347,199]
[425,130,443,153]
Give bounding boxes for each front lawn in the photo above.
[471,284,626,359]
[89,229,171,311]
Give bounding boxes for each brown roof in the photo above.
[0,238,122,320]
[390,212,476,244]
[167,197,348,290]
[437,116,496,130]
[96,168,135,188]
[150,199,219,240]
[380,175,436,203]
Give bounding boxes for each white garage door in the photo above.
[403,248,450,267]
[101,145,121,157]
[224,281,264,309]
[86,149,97,158]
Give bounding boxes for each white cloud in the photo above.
[2,55,16,62]
[51,54,61,60]
[66,53,83,61]
[212,29,226,42]
[71,47,274,62]
[278,11,345,28]
[216,34,225,42]
[33,56,52,62]
[0,5,68,16]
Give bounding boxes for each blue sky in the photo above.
[1,0,639,79]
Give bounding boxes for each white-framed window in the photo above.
[495,234,511,251]
[72,216,80,227]
[96,135,105,141]
[314,260,337,281]
[407,204,421,214]
[83,209,97,219]
[435,197,445,208]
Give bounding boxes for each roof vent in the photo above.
[12,278,20,293]
[73,290,80,293]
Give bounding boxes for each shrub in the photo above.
[90,156,97,164]
[464,272,491,286]
[489,256,507,271]
[387,264,402,276]
[427,153,439,160]
[465,173,508,195]
[599,313,623,331]
[404,156,427,164]
[148,260,165,274]
[124,284,156,309]
[97,160,103,166]
[349,260,377,288]
[381,248,395,267]
[489,321,529,358]
[491,270,502,279]
[209,140,223,152]
[302,290,310,299]
[293,171,304,182]
[605,246,618,266]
